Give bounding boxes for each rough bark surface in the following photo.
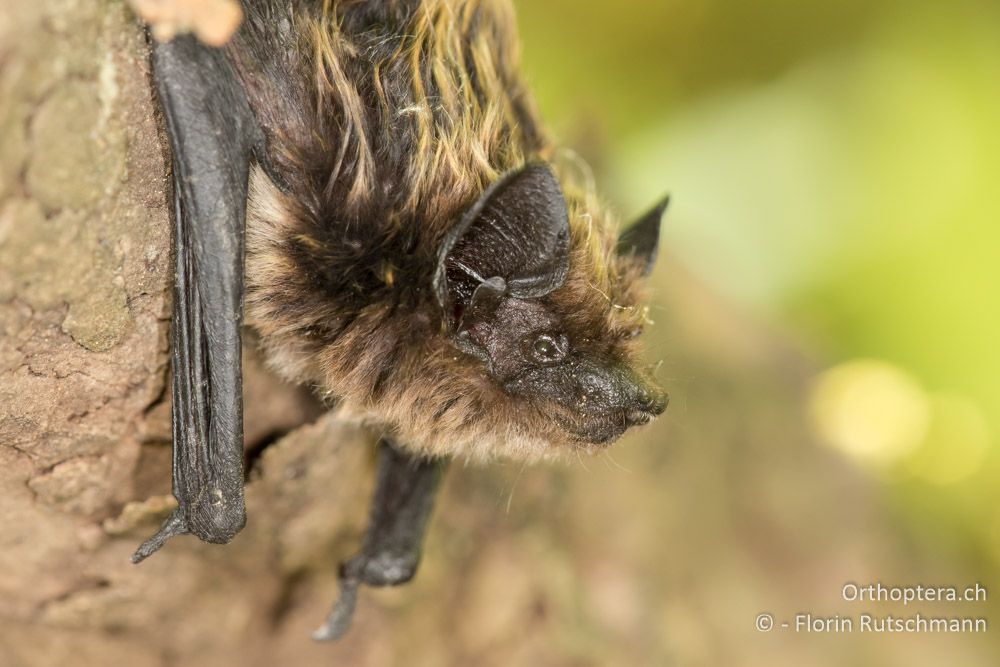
[2,2,997,666]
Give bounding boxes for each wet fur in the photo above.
[235,0,653,460]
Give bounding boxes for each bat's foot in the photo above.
[131,510,189,564]
[310,441,445,642]
[312,576,359,642]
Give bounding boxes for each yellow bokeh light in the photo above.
[809,359,930,467]
[904,393,990,485]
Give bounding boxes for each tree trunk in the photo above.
[0,2,372,664]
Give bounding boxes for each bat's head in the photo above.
[245,162,667,461]
[432,163,668,451]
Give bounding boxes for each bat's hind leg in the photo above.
[313,440,447,641]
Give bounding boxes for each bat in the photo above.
[132,0,669,641]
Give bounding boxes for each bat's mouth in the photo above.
[554,401,668,446]
[505,357,668,447]
[625,408,655,427]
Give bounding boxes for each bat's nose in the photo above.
[566,360,668,423]
[635,384,668,415]
[625,384,667,427]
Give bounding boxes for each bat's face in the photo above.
[436,163,668,449]
[454,294,667,445]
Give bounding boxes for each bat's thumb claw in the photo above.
[312,577,360,642]
[131,510,189,564]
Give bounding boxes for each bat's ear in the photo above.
[617,196,669,276]
[433,162,570,313]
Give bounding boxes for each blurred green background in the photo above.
[507,0,1000,662]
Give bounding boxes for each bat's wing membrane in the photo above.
[133,35,262,562]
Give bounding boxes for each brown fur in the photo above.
[236,0,654,461]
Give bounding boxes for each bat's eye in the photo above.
[529,332,568,364]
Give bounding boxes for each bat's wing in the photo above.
[133,34,264,562]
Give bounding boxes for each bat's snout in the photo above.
[508,359,668,445]
[627,383,668,426]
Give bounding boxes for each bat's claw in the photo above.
[131,510,189,564]
[311,577,359,642]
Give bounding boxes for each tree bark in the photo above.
[0,2,371,664]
